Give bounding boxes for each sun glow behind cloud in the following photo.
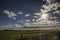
[41,13,49,19]
[24,0,60,27]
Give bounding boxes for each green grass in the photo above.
[0,30,60,40]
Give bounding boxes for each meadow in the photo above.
[0,30,60,40]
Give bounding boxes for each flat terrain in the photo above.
[21,27,60,30]
[0,30,60,40]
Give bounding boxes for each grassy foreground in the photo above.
[0,30,60,40]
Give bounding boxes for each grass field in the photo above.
[0,30,60,40]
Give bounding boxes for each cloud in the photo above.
[13,17,16,20]
[49,17,57,19]
[30,0,60,27]
[34,13,41,15]
[55,10,60,13]
[3,10,17,20]
[14,24,21,27]
[18,12,23,15]
[33,16,38,18]
[41,9,48,13]
[24,22,31,27]
[53,10,60,14]
[25,14,30,17]
[25,19,30,23]
[32,19,35,22]
[0,24,23,30]
[42,3,59,12]
[18,20,24,23]
[23,19,31,27]
[24,19,38,27]
[46,0,56,4]
[37,0,60,19]
[42,0,60,14]
[18,21,21,23]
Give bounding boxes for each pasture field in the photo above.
[0,30,60,40]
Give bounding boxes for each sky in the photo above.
[0,0,43,25]
[0,0,60,29]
